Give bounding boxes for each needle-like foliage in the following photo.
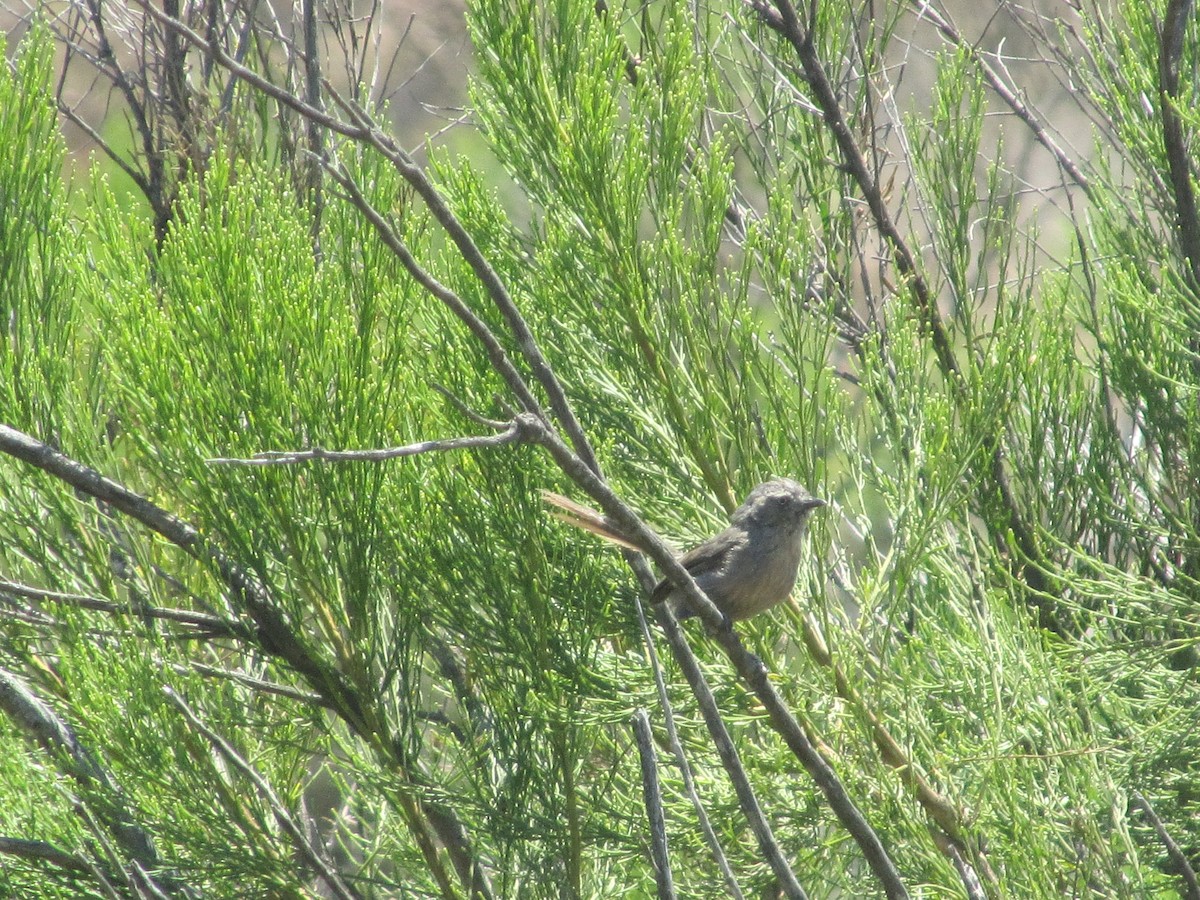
[0,1,1198,897]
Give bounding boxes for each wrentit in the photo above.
[543,478,825,623]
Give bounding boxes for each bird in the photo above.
[542,478,824,623]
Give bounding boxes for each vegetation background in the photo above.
[0,0,1197,897]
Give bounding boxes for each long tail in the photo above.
[539,491,643,551]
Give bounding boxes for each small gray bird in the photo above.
[542,478,825,623]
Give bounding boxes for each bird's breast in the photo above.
[716,528,805,620]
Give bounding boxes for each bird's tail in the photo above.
[539,491,643,551]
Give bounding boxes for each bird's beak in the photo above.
[807,498,827,511]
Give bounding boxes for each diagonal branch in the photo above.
[0,836,92,875]
[1132,791,1200,900]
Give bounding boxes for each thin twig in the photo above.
[0,579,250,639]
[131,860,174,900]
[430,383,509,430]
[631,596,746,900]
[1157,0,1200,292]
[632,709,676,900]
[658,606,809,899]
[207,417,533,465]
[169,662,329,707]
[72,801,129,898]
[163,688,361,900]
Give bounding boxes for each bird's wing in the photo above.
[650,528,741,603]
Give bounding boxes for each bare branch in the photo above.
[1132,791,1200,900]
[301,0,325,258]
[0,836,91,874]
[654,601,810,899]
[207,417,534,466]
[171,662,329,707]
[0,425,332,687]
[0,579,250,640]
[1158,0,1200,293]
[939,839,986,900]
[429,383,510,430]
[631,709,677,900]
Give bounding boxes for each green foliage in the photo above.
[0,1,1199,897]
[0,28,73,436]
